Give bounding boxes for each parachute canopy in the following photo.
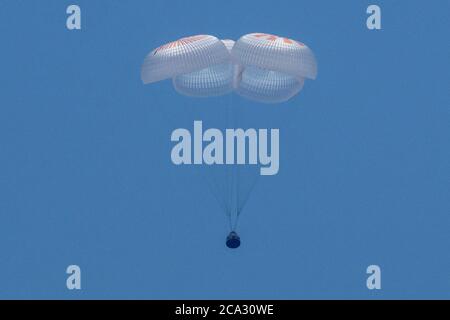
[221,39,236,52]
[231,33,317,80]
[237,66,305,103]
[141,35,230,84]
[141,33,317,103]
[173,63,234,97]
[172,39,236,98]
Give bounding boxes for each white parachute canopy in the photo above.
[232,33,317,103]
[237,66,305,103]
[141,35,230,84]
[141,33,318,103]
[221,39,235,52]
[232,33,317,80]
[172,39,236,97]
[173,63,234,97]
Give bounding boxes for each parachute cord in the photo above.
[200,169,233,231]
[231,93,240,231]
[230,93,260,231]
[226,93,234,231]
[233,162,242,231]
[233,168,239,231]
[235,165,240,230]
[198,168,229,217]
[236,170,260,220]
[229,163,235,231]
[225,93,238,231]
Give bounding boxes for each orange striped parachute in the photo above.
[141,33,317,103]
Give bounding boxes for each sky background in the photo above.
[0,0,449,299]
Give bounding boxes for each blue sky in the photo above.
[0,0,449,299]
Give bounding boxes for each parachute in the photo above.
[141,33,317,248]
[172,40,235,98]
[237,66,305,103]
[231,33,317,80]
[141,35,230,84]
[232,33,316,103]
[141,33,317,102]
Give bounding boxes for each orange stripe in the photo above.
[154,35,207,54]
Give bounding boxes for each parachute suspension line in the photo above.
[237,170,260,214]
[199,168,228,215]
[226,93,234,231]
[233,165,240,231]
[231,93,240,231]
[233,100,260,230]
[234,95,240,230]
[226,93,241,231]
[235,166,240,230]
[230,163,236,231]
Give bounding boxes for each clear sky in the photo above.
[0,0,449,299]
